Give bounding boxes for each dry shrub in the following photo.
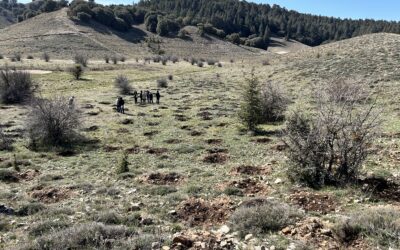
[0,128,13,151]
[0,68,35,104]
[229,199,303,238]
[260,81,290,122]
[42,53,50,62]
[69,64,84,80]
[334,207,400,248]
[22,223,133,250]
[285,80,381,188]
[26,97,81,149]
[115,75,132,95]
[73,54,88,67]
[157,78,168,88]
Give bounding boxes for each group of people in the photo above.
[116,90,161,114]
[133,90,161,105]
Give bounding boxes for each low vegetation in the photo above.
[26,97,81,149]
[115,75,132,95]
[69,64,84,80]
[0,68,35,104]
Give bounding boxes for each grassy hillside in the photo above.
[0,32,399,250]
[0,8,293,60]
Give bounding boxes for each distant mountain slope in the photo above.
[0,8,305,59]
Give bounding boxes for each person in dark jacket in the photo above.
[156,90,161,104]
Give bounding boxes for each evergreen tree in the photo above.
[239,69,262,132]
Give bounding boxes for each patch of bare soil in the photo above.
[103,145,122,152]
[30,186,74,203]
[146,147,168,155]
[18,169,40,181]
[190,130,203,136]
[252,137,272,144]
[174,114,190,121]
[206,148,228,154]
[289,191,338,214]
[125,146,141,154]
[359,176,400,202]
[231,165,272,176]
[281,217,340,250]
[197,111,213,120]
[203,153,228,164]
[164,139,182,144]
[271,142,288,151]
[143,131,159,137]
[176,197,234,226]
[144,172,182,185]
[205,139,222,145]
[227,178,269,195]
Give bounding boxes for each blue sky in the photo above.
[19,0,400,21]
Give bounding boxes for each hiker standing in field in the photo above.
[68,96,75,108]
[156,90,161,104]
[133,90,138,104]
[149,92,154,103]
[139,91,144,104]
[116,97,121,113]
[120,97,125,114]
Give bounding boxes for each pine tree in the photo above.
[239,69,262,132]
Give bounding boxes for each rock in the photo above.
[274,178,283,184]
[172,236,193,248]
[162,246,170,250]
[129,202,142,211]
[0,205,14,215]
[220,240,228,247]
[218,225,230,234]
[168,210,177,216]
[151,242,160,249]
[141,218,154,225]
[281,227,291,235]
[244,234,253,241]
[321,228,332,236]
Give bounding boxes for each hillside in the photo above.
[0,8,286,59]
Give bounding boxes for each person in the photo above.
[68,96,75,108]
[146,91,150,103]
[139,91,144,104]
[133,91,138,104]
[156,90,160,104]
[120,97,125,114]
[116,97,121,113]
[149,92,154,103]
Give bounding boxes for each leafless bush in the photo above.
[0,68,35,104]
[197,62,204,67]
[0,128,13,151]
[207,59,217,65]
[260,81,290,122]
[168,74,173,81]
[284,80,381,188]
[42,53,50,62]
[171,56,179,63]
[26,97,81,149]
[13,53,22,62]
[104,55,110,64]
[73,54,88,67]
[0,54,4,59]
[157,78,168,88]
[111,56,118,64]
[69,64,84,80]
[115,75,132,95]
[27,55,34,59]
[190,58,197,65]
[120,56,126,62]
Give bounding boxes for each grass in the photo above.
[0,32,399,249]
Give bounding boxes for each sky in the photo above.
[18,0,400,22]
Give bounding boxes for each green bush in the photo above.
[0,68,35,104]
[77,11,91,22]
[116,153,129,174]
[16,202,46,216]
[69,64,84,80]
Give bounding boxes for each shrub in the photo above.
[157,78,168,88]
[0,54,3,59]
[229,200,303,238]
[171,56,179,63]
[285,80,381,188]
[0,69,35,104]
[0,128,13,151]
[104,55,110,63]
[238,69,262,131]
[190,57,198,65]
[93,211,122,225]
[114,75,132,95]
[217,62,222,67]
[26,97,81,149]
[16,202,46,216]
[77,11,91,22]
[116,152,129,174]
[334,207,400,248]
[0,169,19,182]
[27,55,34,59]
[207,59,217,65]
[177,28,189,39]
[42,53,50,62]
[111,56,118,64]
[24,223,132,250]
[120,56,126,62]
[161,58,167,65]
[73,54,88,67]
[29,220,69,237]
[168,74,173,81]
[69,64,84,80]
[197,62,204,67]
[13,53,22,62]
[260,81,290,122]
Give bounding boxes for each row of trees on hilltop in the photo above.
[137,0,400,46]
[0,0,67,22]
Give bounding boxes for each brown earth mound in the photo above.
[231,165,272,176]
[289,192,338,214]
[228,178,269,195]
[203,153,228,164]
[144,172,182,185]
[30,186,73,203]
[359,176,400,202]
[176,197,234,226]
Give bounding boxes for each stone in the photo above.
[162,246,170,250]
[274,178,283,184]
[151,242,160,249]
[281,227,291,235]
[245,234,253,241]
[168,210,177,216]
[321,229,332,236]
[172,236,193,248]
[218,225,230,234]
